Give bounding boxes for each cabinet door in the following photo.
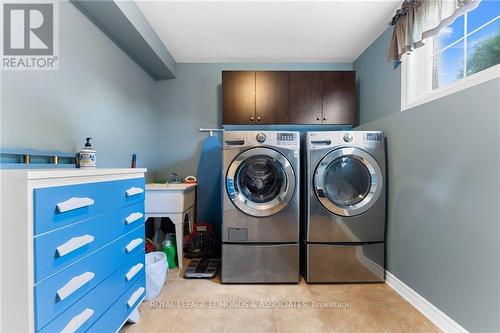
[256,71,288,124]
[288,71,323,124]
[222,71,256,124]
[322,71,357,125]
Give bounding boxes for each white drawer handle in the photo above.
[57,272,95,301]
[125,212,143,225]
[125,263,144,281]
[127,287,145,308]
[125,238,143,253]
[126,187,144,197]
[56,235,95,257]
[57,197,94,213]
[60,308,94,333]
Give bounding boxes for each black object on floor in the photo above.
[183,258,220,279]
[184,223,217,259]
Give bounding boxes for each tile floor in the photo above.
[121,266,440,333]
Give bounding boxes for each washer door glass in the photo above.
[314,147,383,217]
[226,147,296,217]
[323,157,371,207]
[237,155,285,204]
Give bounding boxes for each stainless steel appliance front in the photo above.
[222,131,300,283]
[306,131,386,243]
[304,131,386,283]
[226,147,295,218]
[314,147,383,217]
[305,243,384,283]
[222,244,299,283]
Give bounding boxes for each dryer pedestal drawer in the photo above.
[305,243,385,283]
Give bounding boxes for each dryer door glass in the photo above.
[237,155,285,204]
[314,147,383,217]
[323,157,371,207]
[226,147,296,217]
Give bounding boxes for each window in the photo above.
[401,1,500,111]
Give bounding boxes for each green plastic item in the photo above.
[166,233,178,266]
[162,239,177,269]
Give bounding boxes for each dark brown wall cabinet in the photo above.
[222,71,256,125]
[288,71,323,124]
[222,70,356,125]
[256,72,289,124]
[322,71,357,125]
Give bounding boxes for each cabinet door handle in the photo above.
[250,116,255,121]
[323,117,328,121]
[257,116,261,121]
[56,197,94,213]
[127,287,145,308]
[57,272,95,301]
[126,187,144,197]
[125,263,144,281]
[125,238,143,253]
[125,212,143,225]
[60,308,94,333]
[56,235,95,257]
[316,117,321,121]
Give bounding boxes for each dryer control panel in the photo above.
[224,131,300,150]
[307,131,384,150]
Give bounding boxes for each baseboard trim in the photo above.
[385,271,468,333]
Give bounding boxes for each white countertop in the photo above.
[0,168,147,179]
[146,183,197,192]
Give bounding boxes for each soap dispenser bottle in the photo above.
[78,138,96,169]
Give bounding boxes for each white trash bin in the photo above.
[145,251,168,301]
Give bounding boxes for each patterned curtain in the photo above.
[388,0,480,62]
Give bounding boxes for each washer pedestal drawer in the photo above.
[221,243,299,283]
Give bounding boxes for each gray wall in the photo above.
[153,62,352,181]
[354,28,500,332]
[1,2,158,179]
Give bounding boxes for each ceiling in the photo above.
[136,1,401,63]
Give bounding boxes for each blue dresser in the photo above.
[0,169,147,333]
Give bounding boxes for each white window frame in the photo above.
[401,13,500,112]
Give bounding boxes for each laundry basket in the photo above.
[145,251,168,301]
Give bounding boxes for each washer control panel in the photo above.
[223,131,299,150]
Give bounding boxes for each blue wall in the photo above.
[1,1,158,178]
[354,28,500,332]
[153,62,353,181]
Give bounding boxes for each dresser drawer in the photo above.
[37,250,146,333]
[34,226,145,330]
[34,178,145,235]
[87,277,146,333]
[34,202,145,282]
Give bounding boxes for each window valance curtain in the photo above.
[388,0,480,62]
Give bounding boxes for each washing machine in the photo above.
[221,131,300,283]
[304,131,386,283]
